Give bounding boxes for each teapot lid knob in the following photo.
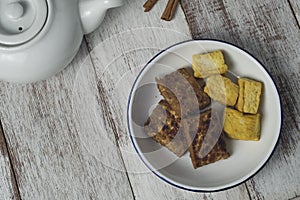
[5,2,24,20]
[0,0,48,46]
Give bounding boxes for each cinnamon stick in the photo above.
[161,0,179,21]
[143,0,159,12]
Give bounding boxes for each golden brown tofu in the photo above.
[236,78,263,114]
[192,50,228,78]
[223,107,261,141]
[204,75,239,106]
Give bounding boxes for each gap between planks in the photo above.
[180,0,300,199]
[0,120,21,200]
[244,184,253,200]
[287,0,300,29]
[83,1,252,199]
[83,36,136,200]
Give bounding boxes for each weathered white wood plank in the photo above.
[85,0,251,199]
[181,0,300,199]
[0,127,20,200]
[289,0,300,27]
[0,42,134,199]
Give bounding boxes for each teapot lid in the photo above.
[0,0,48,46]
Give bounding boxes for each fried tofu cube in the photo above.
[204,75,239,106]
[192,50,228,78]
[236,78,263,114]
[223,108,261,141]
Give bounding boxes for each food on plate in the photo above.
[156,68,210,117]
[236,78,263,114]
[143,49,264,169]
[223,107,261,141]
[204,75,239,106]
[192,50,228,78]
[144,100,188,157]
[145,67,227,162]
[183,110,230,169]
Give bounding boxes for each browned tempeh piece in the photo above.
[156,68,210,118]
[144,100,188,157]
[183,110,230,169]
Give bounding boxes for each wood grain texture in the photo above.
[0,125,20,200]
[181,0,300,199]
[84,0,250,199]
[0,0,299,199]
[0,42,134,199]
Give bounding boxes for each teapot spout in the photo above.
[79,0,124,34]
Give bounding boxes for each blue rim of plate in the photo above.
[126,39,283,193]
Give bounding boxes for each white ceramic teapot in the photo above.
[0,0,124,83]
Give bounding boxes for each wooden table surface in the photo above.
[0,0,299,199]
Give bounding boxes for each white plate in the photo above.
[127,40,282,192]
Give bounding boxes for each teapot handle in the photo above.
[105,0,124,9]
[79,0,125,34]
